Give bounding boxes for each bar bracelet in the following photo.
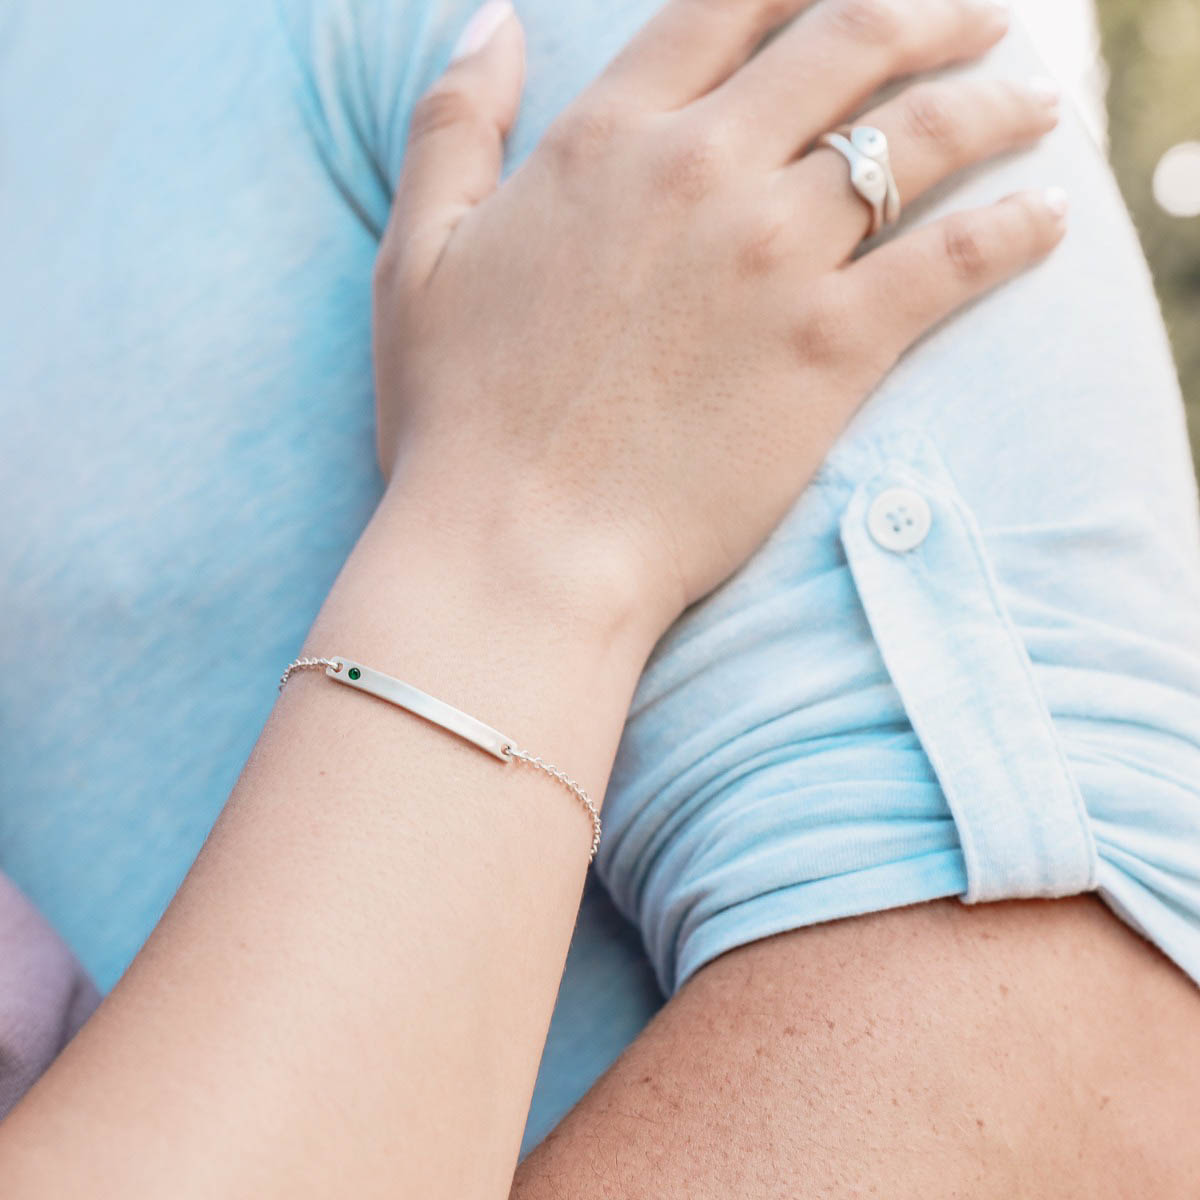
[279,655,602,861]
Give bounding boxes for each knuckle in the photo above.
[941,214,992,282]
[566,104,622,156]
[827,0,906,47]
[542,103,622,171]
[901,83,966,158]
[750,0,798,26]
[789,283,858,368]
[653,124,729,204]
[408,85,485,143]
[733,209,790,279]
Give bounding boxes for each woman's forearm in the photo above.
[0,487,658,1199]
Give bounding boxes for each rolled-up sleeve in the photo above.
[596,431,1200,996]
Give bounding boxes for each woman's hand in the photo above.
[375,0,1063,638]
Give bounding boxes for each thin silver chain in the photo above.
[502,745,602,863]
[278,656,341,691]
[279,655,602,862]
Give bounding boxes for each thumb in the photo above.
[391,1,525,285]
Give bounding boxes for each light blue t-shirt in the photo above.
[3,0,1199,1157]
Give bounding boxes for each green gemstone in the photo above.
[348,667,361,681]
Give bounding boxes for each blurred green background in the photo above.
[1098,0,1200,470]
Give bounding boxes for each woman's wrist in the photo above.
[294,479,665,833]
[371,474,674,671]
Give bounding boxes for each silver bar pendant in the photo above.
[326,658,513,761]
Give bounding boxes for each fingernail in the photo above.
[1027,74,1061,107]
[451,0,514,62]
[1043,186,1070,219]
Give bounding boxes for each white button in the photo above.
[867,487,932,552]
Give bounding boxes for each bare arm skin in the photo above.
[513,896,1200,1199]
[0,0,1077,1195]
[0,498,659,1199]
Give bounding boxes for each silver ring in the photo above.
[816,125,901,238]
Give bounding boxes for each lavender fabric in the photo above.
[0,874,99,1118]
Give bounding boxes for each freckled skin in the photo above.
[513,897,1200,1200]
